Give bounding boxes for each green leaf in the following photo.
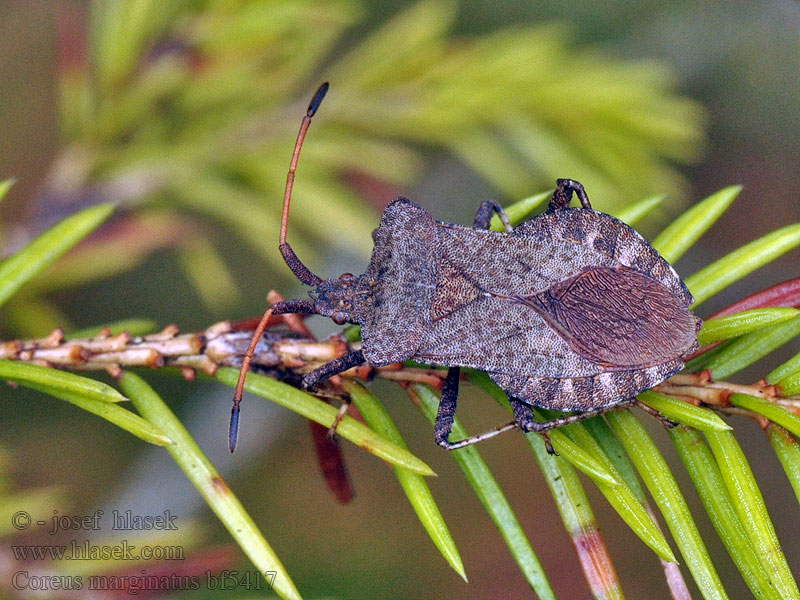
[704,315,800,380]
[584,414,698,596]
[583,417,648,499]
[525,422,623,600]
[344,382,465,580]
[767,424,800,509]
[684,339,735,373]
[119,372,303,600]
[612,194,665,226]
[607,409,730,600]
[0,360,126,404]
[410,384,556,598]
[0,204,114,308]
[652,185,741,263]
[778,371,800,396]
[558,417,676,563]
[213,368,434,476]
[546,429,622,486]
[671,426,777,600]
[465,371,673,562]
[698,308,799,345]
[729,394,800,439]
[465,371,620,485]
[343,324,362,342]
[705,429,800,598]
[686,223,800,307]
[19,380,173,446]
[767,350,800,384]
[637,390,731,431]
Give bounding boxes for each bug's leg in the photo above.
[328,396,352,438]
[473,200,513,233]
[434,367,460,448]
[548,178,592,211]
[634,399,678,428]
[510,396,636,434]
[301,350,364,438]
[302,349,366,390]
[508,397,557,453]
[435,367,520,450]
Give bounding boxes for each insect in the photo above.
[228,82,702,452]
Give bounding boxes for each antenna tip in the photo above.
[307,82,329,117]
[229,406,240,453]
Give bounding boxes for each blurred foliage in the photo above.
[22,0,704,309]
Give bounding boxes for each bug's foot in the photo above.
[542,432,556,455]
[328,401,350,439]
[636,399,678,428]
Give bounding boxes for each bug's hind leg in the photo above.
[473,200,513,233]
[509,396,636,452]
[549,179,592,211]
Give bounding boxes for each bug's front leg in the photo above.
[473,200,513,232]
[302,350,366,390]
[302,350,366,438]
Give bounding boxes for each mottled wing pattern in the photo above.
[416,292,602,377]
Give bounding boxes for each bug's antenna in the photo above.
[229,84,329,452]
[278,82,329,286]
[229,306,274,452]
[229,298,316,452]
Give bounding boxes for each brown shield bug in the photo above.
[228,82,702,452]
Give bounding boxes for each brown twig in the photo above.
[3,320,799,429]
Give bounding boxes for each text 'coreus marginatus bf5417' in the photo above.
[229,82,702,452]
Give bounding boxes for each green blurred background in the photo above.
[0,1,798,598]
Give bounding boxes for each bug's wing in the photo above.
[527,265,699,368]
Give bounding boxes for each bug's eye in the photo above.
[332,312,347,325]
[339,272,354,283]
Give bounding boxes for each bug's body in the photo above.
[312,197,700,417]
[229,82,701,452]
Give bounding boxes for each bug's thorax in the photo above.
[308,272,374,326]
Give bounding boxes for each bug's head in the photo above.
[308,272,370,326]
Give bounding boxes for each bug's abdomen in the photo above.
[490,359,685,412]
